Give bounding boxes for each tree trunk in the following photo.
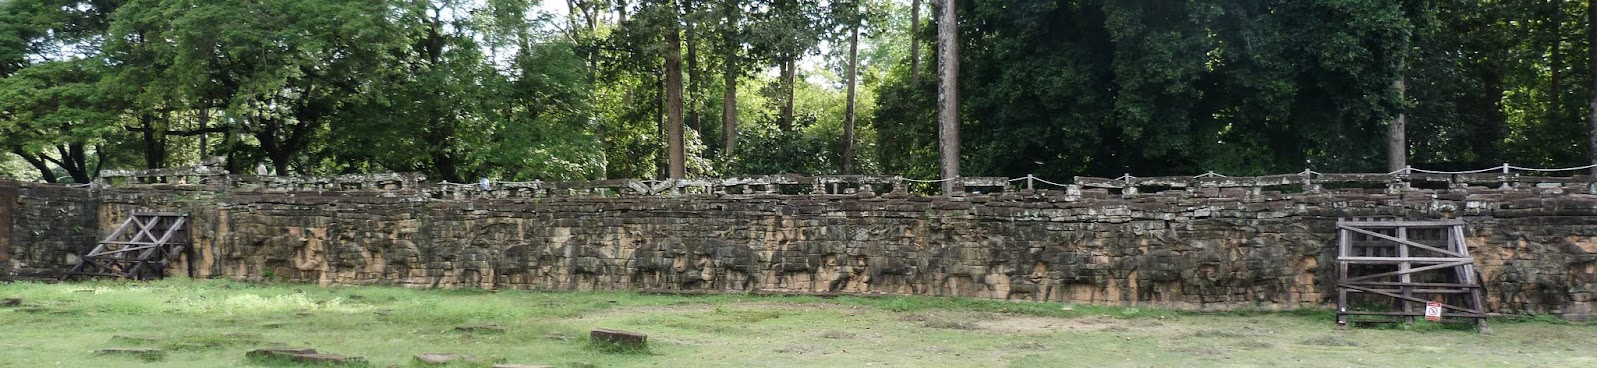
[270,151,290,177]
[1387,56,1406,173]
[1553,0,1564,107]
[684,0,701,134]
[428,121,462,183]
[937,0,959,195]
[842,3,860,175]
[57,143,91,184]
[910,0,922,85]
[666,1,687,180]
[144,114,168,171]
[780,58,796,132]
[1482,66,1508,165]
[656,73,666,178]
[197,102,210,158]
[721,1,740,157]
[1588,0,1596,173]
[11,148,55,183]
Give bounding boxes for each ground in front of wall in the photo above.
[1,279,1593,367]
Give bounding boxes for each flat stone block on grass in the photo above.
[95,348,165,361]
[455,324,507,334]
[415,352,477,364]
[109,335,161,344]
[590,328,647,350]
[246,347,365,365]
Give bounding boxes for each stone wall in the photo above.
[0,180,14,271]
[0,180,98,279]
[4,176,1597,319]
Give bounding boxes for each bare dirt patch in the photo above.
[976,315,1126,334]
[569,301,854,321]
[566,304,718,320]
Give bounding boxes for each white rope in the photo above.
[1408,167,1502,174]
[1030,176,1072,188]
[1507,164,1597,172]
[379,163,1597,195]
[489,180,542,186]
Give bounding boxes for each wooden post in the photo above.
[1337,222,1350,329]
[1396,226,1412,326]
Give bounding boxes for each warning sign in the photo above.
[1424,301,1443,321]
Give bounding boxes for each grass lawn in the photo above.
[2,279,1594,367]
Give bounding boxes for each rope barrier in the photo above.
[1407,166,1502,175]
[401,161,1597,194]
[1029,176,1073,188]
[1507,164,1597,172]
[488,180,542,186]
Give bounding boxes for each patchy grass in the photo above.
[2,279,1595,367]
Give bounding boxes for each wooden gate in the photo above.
[64,212,190,280]
[1335,218,1488,331]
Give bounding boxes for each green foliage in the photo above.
[875,0,1414,179]
[3,0,1596,181]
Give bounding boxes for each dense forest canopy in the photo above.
[1,0,1594,183]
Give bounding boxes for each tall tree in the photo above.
[0,60,111,183]
[842,0,861,175]
[936,0,958,194]
[1389,57,1408,172]
[666,0,687,179]
[750,0,823,133]
[0,0,124,183]
[1589,0,1597,173]
[910,0,921,85]
[110,0,414,175]
[720,0,741,157]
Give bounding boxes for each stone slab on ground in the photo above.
[95,348,165,361]
[455,324,506,334]
[109,335,162,343]
[591,328,648,349]
[287,353,365,365]
[246,347,365,365]
[1,297,19,306]
[246,347,318,358]
[415,352,478,364]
